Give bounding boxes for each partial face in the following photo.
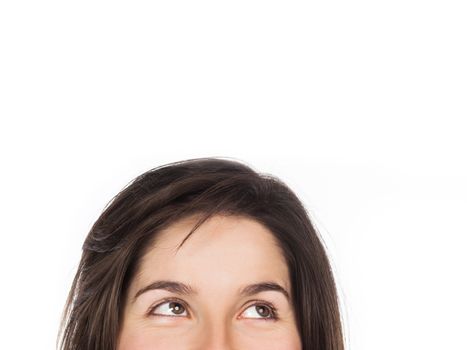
[117,214,302,350]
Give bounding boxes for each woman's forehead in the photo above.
[134,214,290,292]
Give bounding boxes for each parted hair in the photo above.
[58,157,345,350]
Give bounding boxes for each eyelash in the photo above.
[147,297,279,321]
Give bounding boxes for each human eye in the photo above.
[240,300,278,321]
[147,298,278,321]
[148,298,190,318]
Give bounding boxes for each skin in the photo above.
[117,214,302,350]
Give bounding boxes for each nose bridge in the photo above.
[197,312,234,350]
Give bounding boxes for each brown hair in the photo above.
[58,157,346,350]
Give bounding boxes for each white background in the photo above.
[1,1,466,349]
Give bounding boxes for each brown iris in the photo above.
[168,302,185,315]
[255,305,272,318]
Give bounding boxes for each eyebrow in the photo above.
[132,280,290,304]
